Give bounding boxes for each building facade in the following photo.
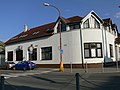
[5,11,119,68]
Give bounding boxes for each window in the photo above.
[104,26,107,30]
[94,19,100,28]
[84,44,90,58]
[92,17,100,28]
[7,51,13,61]
[41,47,52,60]
[69,24,80,30]
[19,34,28,38]
[84,43,102,58]
[61,23,66,31]
[70,25,74,30]
[109,44,113,57]
[74,24,80,29]
[16,50,23,61]
[57,22,66,32]
[83,19,89,28]
[29,48,37,61]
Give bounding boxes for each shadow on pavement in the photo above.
[96,76,120,90]
[32,75,57,83]
[80,73,120,90]
[5,84,48,90]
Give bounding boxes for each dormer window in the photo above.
[83,19,89,29]
[70,25,74,30]
[57,22,66,32]
[74,24,80,29]
[69,23,80,30]
[61,22,66,31]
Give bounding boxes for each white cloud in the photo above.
[115,12,120,18]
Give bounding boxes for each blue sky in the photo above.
[1,0,120,42]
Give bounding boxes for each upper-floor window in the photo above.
[104,26,107,30]
[74,24,80,29]
[94,19,100,28]
[57,22,66,32]
[69,24,80,30]
[83,19,89,29]
[92,17,100,28]
[61,22,66,31]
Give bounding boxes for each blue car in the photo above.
[13,61,36,70]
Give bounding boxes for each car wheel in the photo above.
[13,67,16,70]
[23,67,26,71]
[6,66,9,70]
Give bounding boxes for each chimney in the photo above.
[24,24,28,32]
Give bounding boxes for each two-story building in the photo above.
[5,11,119,68]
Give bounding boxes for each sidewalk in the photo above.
[64,67,120,74]
[25,67,120,75]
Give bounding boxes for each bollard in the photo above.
[102,61,104,72]
[116,60,119,72]
[60,61,64,72]
[85,61,88,73]
[70,62,72,73]
[0,76,5,90]
[75,73,80,90]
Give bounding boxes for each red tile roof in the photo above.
[5,16,82,45]
[103,18,112,26]
[61,16,82,23]
[5,15,118,45]
[5,22,55,45]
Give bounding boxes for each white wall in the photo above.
[105,30,116,62]
[82,28,104,63]
[5,28,117,65]
[5,29,82,64]
[5,11,118,65]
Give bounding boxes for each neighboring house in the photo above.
[115,33,120,61]
[5,11,119,68]
[0,41,5,65]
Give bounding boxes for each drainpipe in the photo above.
[79,23,84,68]
[101,25,105,66]
[102,25,108,66]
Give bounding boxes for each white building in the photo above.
[5,11,119,68]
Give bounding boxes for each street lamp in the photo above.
[43,3,64,72]
[43,3,61,16]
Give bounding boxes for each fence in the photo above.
[0,63,120,90]
[0,73,119,90]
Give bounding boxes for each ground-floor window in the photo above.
[7,51,13,61]
[84,43,103,58]
[41,46,52,60]
[29,48,37,61]
[16,50,23,61]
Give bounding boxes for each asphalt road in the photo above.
[4,72,76,90]
[1,68,120,90]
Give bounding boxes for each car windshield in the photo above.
[9,62,15,64]
[6,62,15,64]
